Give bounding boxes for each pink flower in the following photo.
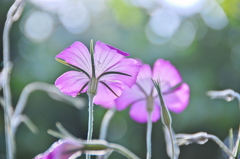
[34,139,82,159]
[55,41,140,108]
[115,59,190,123]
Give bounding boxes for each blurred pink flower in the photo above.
[115,59,190,123]
[34,139,82,159]
[55,41,140,108]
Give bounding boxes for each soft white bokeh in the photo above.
[58,1,90,34]
[200,0,228,30]
[23,11,54,42]
[158,0,206,16]
[27,0,228,47]
[171,20,196,48]
[149,9,181,38]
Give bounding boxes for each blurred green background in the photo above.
[0,0,240,158]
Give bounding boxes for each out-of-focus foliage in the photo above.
[221,0,240,28]
[0,0,240,158]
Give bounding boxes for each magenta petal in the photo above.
[152,59,182,92]
[94,41,128,77]
[163,83,190,113]
[56,41,92,76]
[115,64,153,111]
[100,58,140,88]
[34,139,82,159]
[136,64,153,95]
[129,100,160,123]
[55,71,89,97]
[137,64,152,79]
[93,80,123,108]
[96,41,130,56]
[115,84,146,111]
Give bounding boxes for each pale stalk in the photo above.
[97,107,116,159]
[86,93,94,159]
[86,40,96,159]
[152,79,175,159]
[168,127,175,159]
[146,111,153,159]
[99,107,116,140]
[108,143,140,159]
[3,0,25,158]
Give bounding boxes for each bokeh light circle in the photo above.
[23,11,54,42]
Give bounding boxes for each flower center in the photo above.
[147,96,154,112]
[87,78,99,96]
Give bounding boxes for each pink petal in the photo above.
[163,83,190,113]
[129,100,160,123]
[152,59,182,92]
[56,41,92,76]
[136,64,153,95]
[55,71,89,97]
[100,58,141,88]
[104,43,130,56]
[115,64,153,111]
[115,84,146,111]
[34,139,82,159]
[94,41,129,77]
[137,64,152,79]
[93,80,123,108]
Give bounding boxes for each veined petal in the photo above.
[137,64,152,79]
[152,59,182,92]
[94,41,130,77]
[115,64,153,111]
[115,85,146,111]
[34,139,82,159]
[55,71,89,97]
[93,80,123,108]
[135,64,153,95]
[129,100,160,123]
[163,83,190,113]
[100,58,141,88]
[56,41,92,76]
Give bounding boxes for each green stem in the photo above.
[80,140,140,159]
[87,93,94,141]
[152,80,175,158]
[167,126,175,159]
[3,0,25,159]
[86,93,95,159]
[146,112,152,159]
[98,107,116,159]
[108,143,140,159]
[99,107,116,140]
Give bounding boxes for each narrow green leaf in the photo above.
[98,71,131,79]
[55,58,91,79]
[152,79,172,127]
[229,128,234,151]
[90,39,96,78]
[163,82,183,95]
[22,115,38,134]
[56,122,77,140]
[47,129,65,139]
[77,81,89,95]
[99,81,118,97]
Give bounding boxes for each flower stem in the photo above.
[146,112,153,159]
[167,126,175,159]
[87,93,94,141]
[86,93,95,159]
[99,107,116,140]
[3,0,25,159]
[98,107,116,159]
[108,143,140,159]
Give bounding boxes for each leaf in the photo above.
[22,115,38,134]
